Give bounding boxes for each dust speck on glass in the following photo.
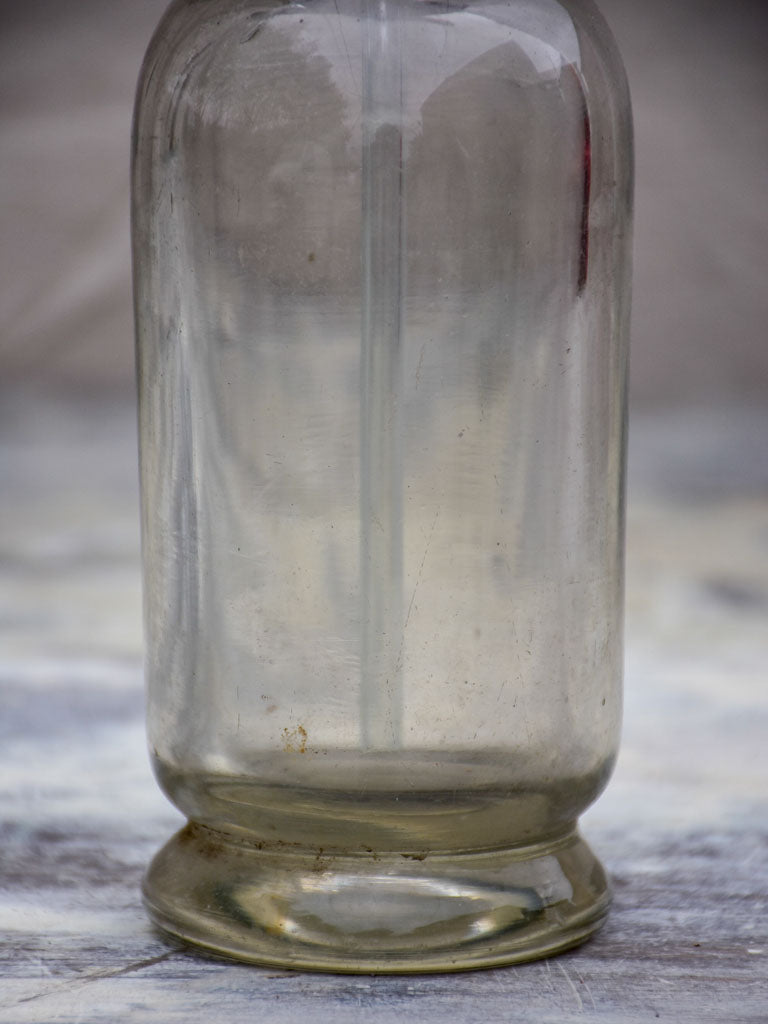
[132,0,633,972]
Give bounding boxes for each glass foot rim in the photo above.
[143,822,611,973]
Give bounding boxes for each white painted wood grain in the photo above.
[1,398,766,1022]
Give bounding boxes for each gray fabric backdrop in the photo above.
[2,0,767,409]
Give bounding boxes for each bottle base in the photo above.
[143,822,610,972]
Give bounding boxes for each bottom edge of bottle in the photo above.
[142,819,611,973]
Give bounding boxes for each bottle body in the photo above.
[134,0,632,970]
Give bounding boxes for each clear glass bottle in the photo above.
[133,0,632,971]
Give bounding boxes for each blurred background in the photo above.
[2,0,767,406]
[1,0,768,827]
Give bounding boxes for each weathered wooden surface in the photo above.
[1,395,767,1022]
